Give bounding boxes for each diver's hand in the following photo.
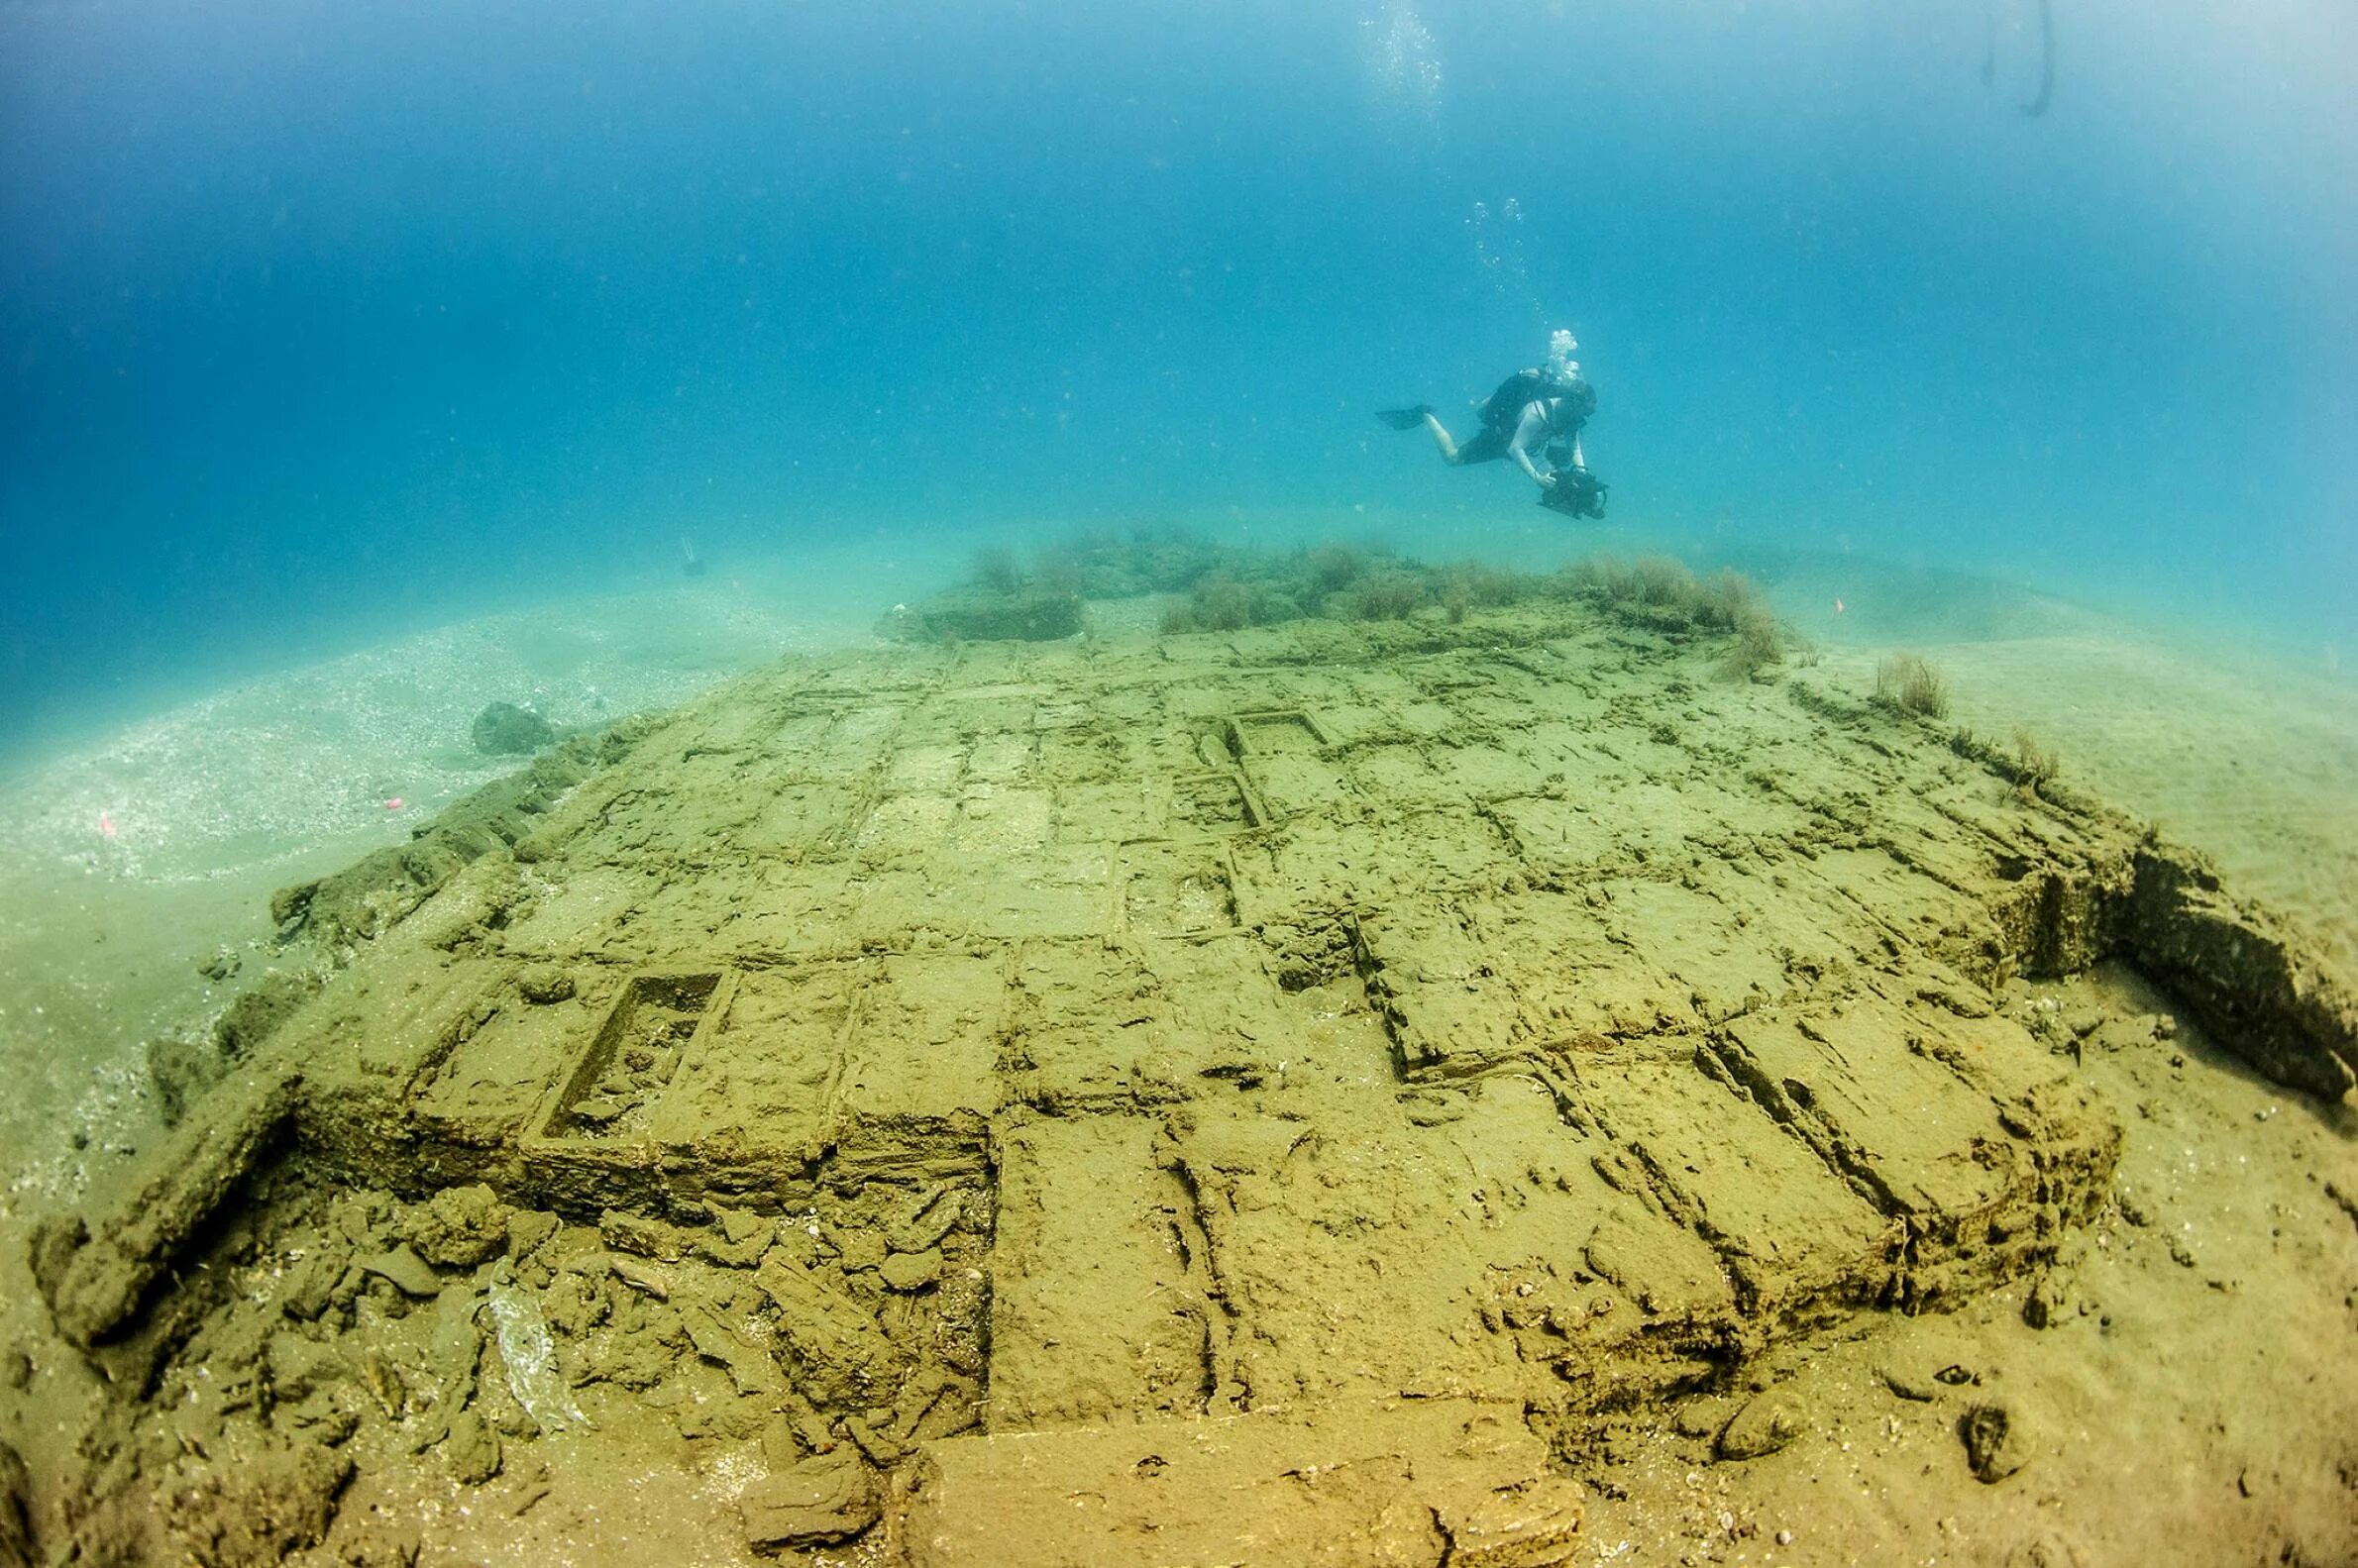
[1536,471,1557,490]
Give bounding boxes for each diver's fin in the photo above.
[1375,404,1435,431]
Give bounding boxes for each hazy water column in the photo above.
[1,0,2353,755]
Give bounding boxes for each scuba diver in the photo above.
[1378,329,1607,519]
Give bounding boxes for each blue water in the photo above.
[4,0,2353,753]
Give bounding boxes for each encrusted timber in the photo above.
[312,954,995,1232]
[2119,845,2356,1100]
[1703,1031,2119,1313]
[1903,1079,2120,1308]
[1369,1031,1903,1372]
[1666,1187,1901,1346]
[1530,1302,1745,1425]
[272,1124,987,1279]
[817,1116,995,1197]
[300,1100,989,1231]
[899,1397,1582,1568]
[1346,915,1532,1086]
[268,721,657,945]
[1990,838,2357,1100]
[1793,676,2353,1100]
[35,1069,300,1347]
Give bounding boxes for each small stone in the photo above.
[1958,1401,2033,1483]
[407,1185,509,1268]
[2022,1273,2071,1330]
[758,1414,804,1470]
[739,1449,880,1548]
[835,1229,887,1273]
[610,1256,672,1301]
[716,1206,773,1247]
[1671,1397,1732,1438]
[885,1190,962,1254]
[146,1032,229,1128]
[1718,1392,1802,1460]
[278,1250,345,1321]
[570,1096,628,1126]
[879,1248,942,1293]
[506,1209,561,1261]
[697,1220,772,1270]
[842,1412,911,1468]
[2006,1530,2091,1568]
[444,1409,503,1486]
[267,1332,346,1406]
[600,1208,684,1261]
[472,701,557,756]
[1432,1475,1584,1562]
[356,1347,407,1417]
[518,966,576,1004]
[356,1245,443,1299]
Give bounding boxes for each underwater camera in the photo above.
[1539,466,1608,520]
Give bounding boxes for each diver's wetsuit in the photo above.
[1453,391,1586,475]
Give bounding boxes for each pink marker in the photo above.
[98,810,117,840]
[384,797,405,811]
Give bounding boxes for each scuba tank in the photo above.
[1479,369,1595,433]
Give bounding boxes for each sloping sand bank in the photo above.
[4,572,2350,1566]
[0,566,912,1212]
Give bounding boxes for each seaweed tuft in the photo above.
[1876,653,1951,719]
[2012,725,2059,796]
[971,547,1023,595]
[1352,571,1426,621]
